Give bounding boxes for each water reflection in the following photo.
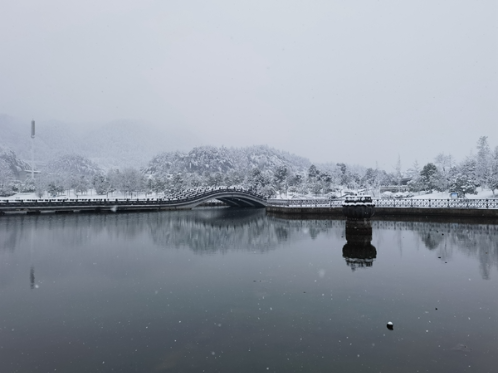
[342,220,377,271]
[0,209,341,255]
[0,210,498,373]
[1,211,497,279]
[30,266,35,289]
[373,220,498,280]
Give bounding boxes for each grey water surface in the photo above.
[0,209,497,373]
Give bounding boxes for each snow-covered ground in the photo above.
[3,190,161,200]
[3,187,497,201]
[411,188,496,199]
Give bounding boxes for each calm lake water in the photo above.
[1,209,497,373]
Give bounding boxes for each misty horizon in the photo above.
[1,1,496,169]
[0,113,495,173]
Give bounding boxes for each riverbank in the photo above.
[266,205,498,219]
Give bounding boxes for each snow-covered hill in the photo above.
[44,154,102,178]
[145,145,311,178]
[0,145,31,180]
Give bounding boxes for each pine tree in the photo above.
[273,166,289,196]
[449,158,479,197]
[307,165,319,181]
[419,163,440,192]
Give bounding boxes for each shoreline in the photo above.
[266,205,498,221]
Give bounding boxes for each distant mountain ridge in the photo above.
[0,114,197,170]
[0,115,313,180]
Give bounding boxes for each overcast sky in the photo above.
[1,0,496,169]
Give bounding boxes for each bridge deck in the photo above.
[2,196,497,216]
[0,188,267,215]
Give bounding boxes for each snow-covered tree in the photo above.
[208,172,224,188]
[362,168,385,189]
[0,159,15,196]
[476,136,491,189]
[305,164,324,194]
[118,168,145,197]
[223,170,244,187]
[34,178,46,198]
[259,184,276,198]
[45,154,101,178]
[449,158,479,197]
[106,169,121,196]
[419,163,444,192]
[433,153,453,191]
[42,154,101,196]
[405,161,421,192]
[287,173,304,194]
[318,172,332,194]
[273,166,289,196]
[186,173,203,188]
[248,168,274,196]
[92,174,111,196]
[151,177,166,195]
[449,173,478,198]
[68,175,90,197]
[0,147,31,195]
[0,146,30,180]
[394,155,402,186]
[336,163,347,185]
[307,165,319,181]
[168,173,184,194]
[47,181,64,197]
[489,146,498,196]
[145,145,311,183]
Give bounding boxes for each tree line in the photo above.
[1,137,497,198]
[405,137,498,197]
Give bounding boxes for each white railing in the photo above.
[266,198,498,210]
[0,187,267,208]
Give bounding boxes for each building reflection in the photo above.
[342,220,377,271]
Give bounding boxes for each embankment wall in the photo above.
[266,206,498,219]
